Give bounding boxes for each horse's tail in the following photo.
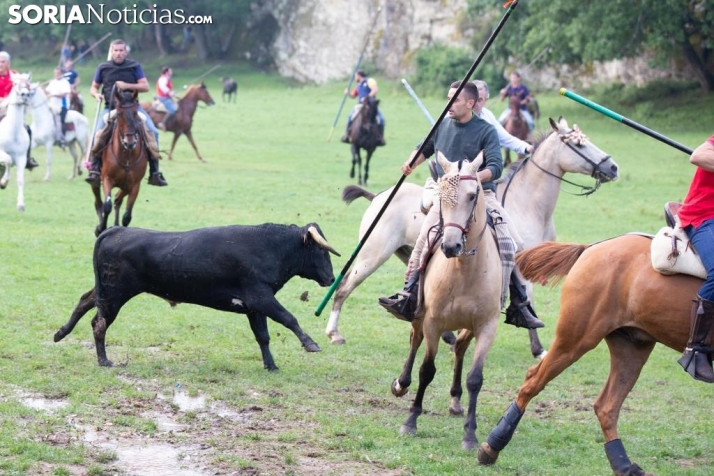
[53,287,96,342]
[516,242,588,287]
[342,185,375,204]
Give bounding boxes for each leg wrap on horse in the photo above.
[604,439,643,475]
[486,402,524,451]
[678,296,714,383]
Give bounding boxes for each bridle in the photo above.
[438,173,488,257]
[500,126,611,205]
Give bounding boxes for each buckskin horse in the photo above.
[346,96,380,186]
[92,87,148,237]
[391,151,503,451]
[141,82,215,162]
[326,117,619,351]
[477,235,706,475]
[502,94,529,166]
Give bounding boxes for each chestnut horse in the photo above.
[142,82,215,162]
[502,94,529,166]
[92,87,148,237]
[477,235,705,475]
[347,96,380,186]
[391,151,503,450]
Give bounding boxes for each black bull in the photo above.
[54,223,339,371]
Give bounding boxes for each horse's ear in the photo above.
[549,117,558,131]
[469,151,484,173]
[436,151,452,174]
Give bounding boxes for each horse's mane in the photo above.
[498,130,553,184]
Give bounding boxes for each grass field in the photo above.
[1,56,714,475]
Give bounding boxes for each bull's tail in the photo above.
[342,185,375,205]
[54,287,96,342]
[516,242,588,287]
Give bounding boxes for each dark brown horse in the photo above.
[347,96,380,186]
[69,90,84,114]
[477,235,705,475]
[92,87,148,237]
[142,82,215,162]
[502,94,529,166]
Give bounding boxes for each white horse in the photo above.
[326,117,620,354]
[0,73,32,211]
[27,84,89,181]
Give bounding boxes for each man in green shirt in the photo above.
[379,80,543,329]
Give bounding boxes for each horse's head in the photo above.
[548,117,619,183]
[113,87,140,151]
[12,73,34,105]
[509,94,521,111]
[196,81,215,106]
[363,96,380,123]
[436,151,484,258]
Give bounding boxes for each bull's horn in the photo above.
[307,226,341,256]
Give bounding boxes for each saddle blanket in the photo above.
[487,206,515,308]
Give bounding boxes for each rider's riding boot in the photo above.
[505,272,545,329]
[85,155,102,186]
[143,128,168,187]
[377,123,386,147]
[24,125,38,171]
[147,157,168,186]
[378,270,421,322]
[678,296,714,383]
[340,132,350,143]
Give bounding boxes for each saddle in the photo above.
[650,201,706,279]
[151,98,168,113]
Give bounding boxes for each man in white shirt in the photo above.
[473,79,533,156]
[46,67,71,148]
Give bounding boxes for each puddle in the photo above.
[171,390,206,412]
[116,443,206,476]
[22,397,69,411]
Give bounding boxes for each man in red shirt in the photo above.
[677,135,714,382]
[0,51,38,170]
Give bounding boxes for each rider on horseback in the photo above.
[46,67,70,149]
[86,39,167,187]
[378,80,544,329]
[155,66,176,131]
[498,71,535,131]
[341,70,386,146]
[0,51,39,171]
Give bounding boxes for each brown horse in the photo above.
[92,87,148,237]
[142,82,215,162]
[502,94,529,166]
[347,96,380,186]
[391,151,503,450]
[477,234,705,475]
[69,90,84,114]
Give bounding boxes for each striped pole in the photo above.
[560,88,693,155]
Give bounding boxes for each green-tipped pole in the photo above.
[559,88,693,155]
[316,0,521,316]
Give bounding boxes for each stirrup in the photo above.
[148,172,168,187]
[85,170,100,185]
[378,290,416,322]
[504,300,544,329]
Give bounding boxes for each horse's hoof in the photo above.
[391,379,409,398]
[462,438,478,450]
[477,443,499,465]
[17,205,25,212]
[328,332,346,345]
[98,359,114,367]
[399,424,416,436]
[449,397,463,416]
[303,342,321,353]
[0,182,6,190]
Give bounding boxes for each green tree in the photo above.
[467,0,714,92]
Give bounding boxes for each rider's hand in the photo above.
[92,92,103,102]
[402,161,413,176]
[114,80,128,90]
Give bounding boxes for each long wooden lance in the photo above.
[181,64,222,89]
[327,7,383,141]
[401,78,435,125]
[560,88,693,155]
[57,24,72,68]
[65,33,113,67]
[316,0,522,316]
